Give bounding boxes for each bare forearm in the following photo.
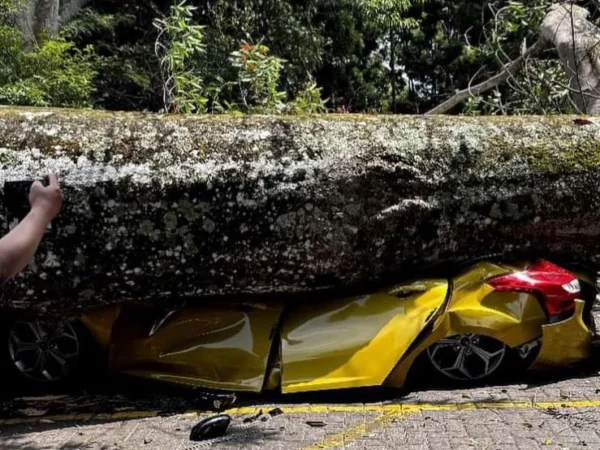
[0,208,51,282]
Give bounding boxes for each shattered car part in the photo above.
[189,415,231,441]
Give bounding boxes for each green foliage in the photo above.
[154,1,208,113]
[464,59,575,116]
[287,80,328,114]
[0,0,589,115]
[0,0,19,24]
[356,0,424,30]
[60,2,163,111]
[0,27,96,107]
[228,41,287,114]
[61,8,137,40]
[32,0,391,113]
[489,0,549,46]
[211,40,328,115]
[195,0,325,96]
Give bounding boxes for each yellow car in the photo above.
[2,259,597,394]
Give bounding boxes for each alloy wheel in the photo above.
[427,334,506,381]
[8,320,80,383]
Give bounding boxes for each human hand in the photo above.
[29,174,63,222]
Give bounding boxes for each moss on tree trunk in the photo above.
[0,107,599,315]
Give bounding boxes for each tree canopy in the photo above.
[1,0,597,115]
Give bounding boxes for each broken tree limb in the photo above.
[425,39,547,115]
[427,3,600,115]
[1,108,600,315]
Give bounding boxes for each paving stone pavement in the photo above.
[3,368,600,450]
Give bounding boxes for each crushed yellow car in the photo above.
[3,259,596,393]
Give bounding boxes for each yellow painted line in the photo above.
[226,399,600,416]
[223,405,403,416]
[3,398,600,426]
[302,410,406,450]
[300,400,600,450]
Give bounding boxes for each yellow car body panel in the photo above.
[444,262,548,348]
[533,300,593,369]
[80,304,123,350]
[77,261,594,394]
[385,262,548,387]
[107,302,283,393]
[280,281,448,393]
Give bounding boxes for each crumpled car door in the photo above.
[280,281,448,393]
[108,302,283,393]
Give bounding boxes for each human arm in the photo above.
[0,174,63,283]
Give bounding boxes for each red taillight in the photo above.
[487,260,580,317]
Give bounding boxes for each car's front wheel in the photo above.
[426,334,507,382]
[1,314,101,390]
[8,319,82,383]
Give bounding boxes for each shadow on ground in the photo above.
[1,352,599,425]
[0,420,282,450]
[0,353,599,450]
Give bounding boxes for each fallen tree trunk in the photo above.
[1,107,600,315]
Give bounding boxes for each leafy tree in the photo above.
[0,0,587,115]
[356,0,429,112]
[59,1,165,111]
[193,0,325,96]
[154,1,208,113]
[312,1,390,112]
[0,25,96,107]
[451,0,576,115]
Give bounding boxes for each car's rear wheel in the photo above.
[426,334,507,382]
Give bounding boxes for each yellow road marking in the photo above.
[2,398,600,426]
[302,410,406,450]
[298,399,600,450]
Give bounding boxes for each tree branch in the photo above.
[425,39,548,115]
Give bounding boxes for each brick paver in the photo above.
[3,370,600,450]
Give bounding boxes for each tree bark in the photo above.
[34,0,59,38]
[390,27,397,114]
[15,0,89,45]
[15,0,37,46]
[1,108,600,316]
[540,3,600,114]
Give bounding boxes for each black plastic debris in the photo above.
[189,415,231,442]
[268,408,284,418]
[192,390,237,412]
[306,421,327,428]
[243,410,263,424]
